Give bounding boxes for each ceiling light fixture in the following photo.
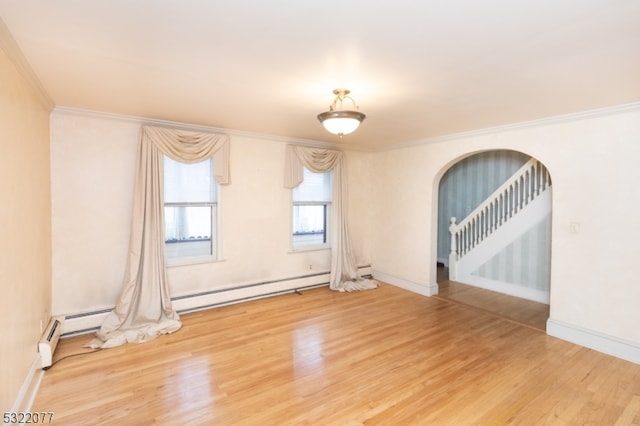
[317,88,366,137]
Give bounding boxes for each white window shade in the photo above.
[164,157,216,203]
[292,168,332,202]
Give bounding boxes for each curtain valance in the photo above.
[284,145,343,188]
[142,125,231,184]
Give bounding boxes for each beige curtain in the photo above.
[88,125,230,348]
[284,145,378,292]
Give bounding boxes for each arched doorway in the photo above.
[434,149,552,330]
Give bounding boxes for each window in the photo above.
[292,167,332,250]
[164,156,217,264]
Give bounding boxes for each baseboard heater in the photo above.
[39,317,64,370]
[61,265,373,336]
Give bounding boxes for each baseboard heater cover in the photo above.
[39,316,64,369]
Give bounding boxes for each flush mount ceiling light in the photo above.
[317,88,366,137]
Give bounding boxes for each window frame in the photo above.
[291,169,332,252]
[163,157,219,266]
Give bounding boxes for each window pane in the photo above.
[165,205,215,259]
[292,168,332,202]
[292,204,327,247]
[164,157,215,203]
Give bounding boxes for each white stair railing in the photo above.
[449,158,551,273]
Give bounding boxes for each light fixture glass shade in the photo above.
[317,110,366,136]
[317,88,366,137]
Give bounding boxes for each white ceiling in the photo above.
[1,1,639,150]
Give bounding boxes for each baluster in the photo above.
[462,225,469,254]
[462,227,466,256]
[483,207,487,239]
[485,205,490,238]
[509,183,515,218]
[464,223,470,255]
[502,187,509,223]
[465,224,469,255]
[524,173,528,205]
[520,174,525,209]
[482,209,489,240]
[523,169,528,204]
[516,177,522,211]
[485,205,490,237]
[470,218,475,248]
[490,200,495,233]
[518,176,523,210]
[528,168,534,202]
[535,161,541,196]
[512,183,516,218]
[469,217,478,250]
[531,162,536,197]
[494,198,499,229]
[465,221,469,253]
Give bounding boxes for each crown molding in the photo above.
[53,99,640,154]
[374,101,640,152]
[0,17,54,111]
[52,106,343,151]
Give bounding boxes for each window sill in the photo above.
[289,246,331,254]
[166,257,225,268]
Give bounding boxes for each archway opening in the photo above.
[433,149,552,331]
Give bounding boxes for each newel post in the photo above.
[448,217,458,279]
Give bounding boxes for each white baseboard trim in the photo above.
[373,271,438,296]
[11,354,45,414]
[547,318,640,365]
[63,266,373,335]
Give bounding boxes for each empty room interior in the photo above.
[2,1,640,424]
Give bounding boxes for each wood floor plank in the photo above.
[615,395,640,426]
[435,278,550,331]
[33,283,640,425]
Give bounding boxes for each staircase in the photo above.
[448,158,552,302]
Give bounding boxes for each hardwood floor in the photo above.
[435,266,550,331]
[34,283,640,425]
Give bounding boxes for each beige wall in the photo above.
[369,107,640,345]
[0,46,52,410]
[50,112,353,315]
